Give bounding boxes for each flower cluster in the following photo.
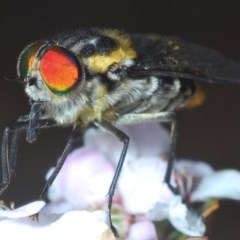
[1,122,240,239]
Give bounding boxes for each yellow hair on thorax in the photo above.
[84,29,137,73]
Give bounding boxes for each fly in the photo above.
[1,28,240,236]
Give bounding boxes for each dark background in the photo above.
[1,0,240,239]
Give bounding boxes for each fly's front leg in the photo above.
[27,101,44,143]
[7,115,32,177]
[8,127,21,176]
[0,117,57,195]
[8,101,46,177]
[1,119,29,194]
[116,111,178,193]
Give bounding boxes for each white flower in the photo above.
[45,123,206,238]
[45,146,167,239]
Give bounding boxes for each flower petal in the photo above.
[127,221,158,240]
[191,169,240,201]
[175,160,214,178]
[84,122,170,165]
[0,210,116,240]
[46,210,116,240]
[118,156,175,214]
[46,147,114,211]
[147,196,206,236]
[0,201,45,219]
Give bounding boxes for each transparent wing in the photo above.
[127,34,240,83]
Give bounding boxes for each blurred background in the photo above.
[1,0,240,239]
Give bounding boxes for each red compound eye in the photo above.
[40,46,81,94]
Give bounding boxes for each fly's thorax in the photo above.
[54,28,137,76]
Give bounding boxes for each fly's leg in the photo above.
[96,120,129,237]
[116,111,178,192]
[0,118,57,195]
[8,128,21,177]
[1,120,31,194]
[8,101,45,177]
[1,124,13,194]
[27,101,46,143]
[39,129,82,200]
[163,117,177,193]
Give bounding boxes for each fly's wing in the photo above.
[127,34,240,83]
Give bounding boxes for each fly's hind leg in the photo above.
[95,120,129,237]
[116,111,178,193]
[95,113,177,236]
